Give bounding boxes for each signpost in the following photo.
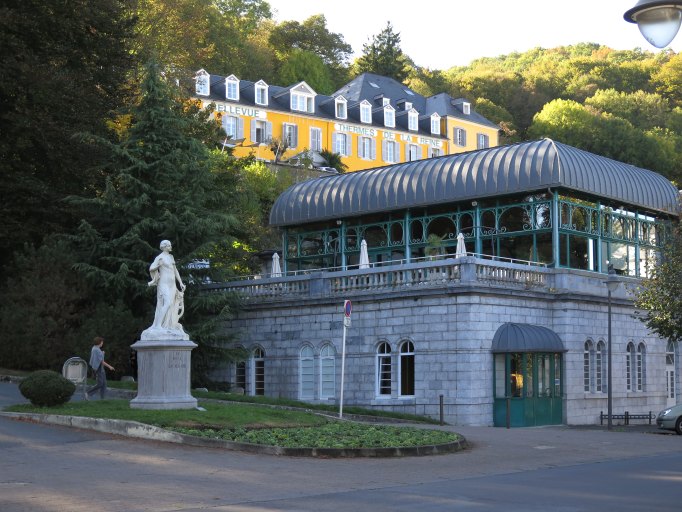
[339,300,351,418]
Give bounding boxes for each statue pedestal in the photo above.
[130,338,198,410]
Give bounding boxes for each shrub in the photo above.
[19,370,75,407]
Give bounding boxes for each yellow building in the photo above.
[195,69,500,172]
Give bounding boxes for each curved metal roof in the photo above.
[491,323,566,353]
[270,139,679,227]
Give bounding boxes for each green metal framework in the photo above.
[282,190,670,276]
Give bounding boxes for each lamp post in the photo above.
[624,0,682,48]
[605,264,621,431]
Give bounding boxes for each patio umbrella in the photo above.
[271,252,282,277]
[359,239,370,269]
[455,233,467,258]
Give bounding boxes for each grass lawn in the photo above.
[5,399,460,449]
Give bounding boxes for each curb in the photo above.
[0,411,468,458]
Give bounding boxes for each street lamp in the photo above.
[605,264,621,431]
[624,0,682,48]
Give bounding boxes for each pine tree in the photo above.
[354,22,410,83]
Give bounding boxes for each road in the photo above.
[1,381,681,511]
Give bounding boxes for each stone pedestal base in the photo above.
[130,339,198,410]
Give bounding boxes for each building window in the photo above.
[584,341,592,392]
[454,127,467,147]
[382,140,399,163]
[255,81,268,106]
[407,144,421,161]
[283,123,298,148]
[252,347,265,396]
[299,346,314,399]
[235,360,246,391]
[596,340,605,393]
[477,133,490,149]
[195,70,209,96]
[291,92,314,113]
[226,75,239,100]
[666,340,676,401]
[222,115,243,140]
[384,106,395,128]
[358,136,375,160]
[637,342,646,391]
[429,147,441,158]
[310,127,322,152]
[408,110,418,131]
[399,341,414,396]
[335,97,347,119]
[626,342,634,391]
[377,342,392,396]
[430,114,440,135]
[251,119,271,144]
[463,102,471,115]
[320,343,336,399]
[332,132,351,156]
[360,101,372,123]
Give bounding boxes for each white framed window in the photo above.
[221,115,243,140]
[463,102,471,115]
[283,123,298,148]
[195,70,210,96]
[320,343,336,399]
[299,346,314,400]
[584,340,593,392]
[405,101,412,110]
[407,144,421,162]
[477,133,490,149]
[637,342,646,391]
[384,106,395,128]
[596,340,605,393]
[335,97,347,119]
[399,341,415,396]
[250,119,272,144]
[358,136,376,160]
[429,147,442,158]
[360,100,372,124]
[235,361,246,391]
[225,75,239,101]
[408,110,418,131]
[666,341,676,402]
[255,80,268,106]
[376,342,392,397]
[430,113,441,135]
[251,347,265,396]
[382,140,399,163]
[310,127,322,152]
[626,342,634,391]
[291,92,314,113]
[332,132,351,156]
[454,127,467,147]
[382,97,390,106]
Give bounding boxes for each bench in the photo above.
[600,411,654,425]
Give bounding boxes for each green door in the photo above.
[493,352,563,427]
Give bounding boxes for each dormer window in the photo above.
[408,109,418,131]
[360,100,372,124]
[225,75,239,101]
[290,82,316,113]
[430,113,441,135]
[463,102,471,115]
[195,70,210,96]
[382,97,390,106]
[335,96,347,119]
[405,102,412,111]
[255,80,268,106]
[384,105,395,128]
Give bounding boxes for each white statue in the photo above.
[141,240,189,340]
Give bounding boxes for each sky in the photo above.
[265,0,682,69]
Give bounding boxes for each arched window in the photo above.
[626,342,635,392]
[596,341,605,393]
[666,341,676,401]
[377,342,392,397]
[637,343,646,392]
[319,344,336,399]
[583,341,593,392]
[299,346,314,400]
[399,341,415,396]
[252,347,265,396]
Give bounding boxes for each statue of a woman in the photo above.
[142,240,188,340]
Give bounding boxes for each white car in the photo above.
[656,403,682,434]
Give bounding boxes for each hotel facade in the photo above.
[194,69,500,172]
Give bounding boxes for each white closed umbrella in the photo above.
[455,233,467,258]
[359,239,370,269]
[271,252,282,277]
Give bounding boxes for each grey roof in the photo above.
[269,138,679,226]
[491,323,566,353]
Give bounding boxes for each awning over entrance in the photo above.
[491,323,566,353]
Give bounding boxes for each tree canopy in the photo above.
[353,22,410,83]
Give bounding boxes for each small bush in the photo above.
[19,370,75,407]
